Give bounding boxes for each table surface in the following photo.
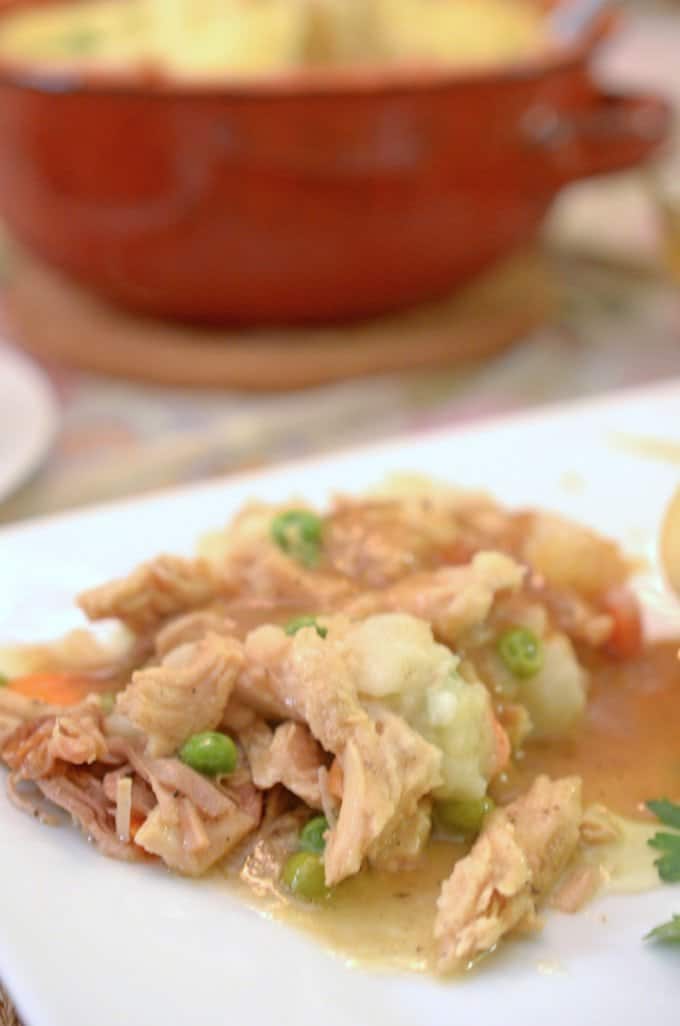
[2,6,680,1024]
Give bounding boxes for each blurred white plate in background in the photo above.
[0,343,58,502]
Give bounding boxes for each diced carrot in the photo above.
[491,717,511,776]
[9,672,96,706]
[327,758,344,800]
[130,810,146,841]
[436,541,477,566]
[602,587,643,660]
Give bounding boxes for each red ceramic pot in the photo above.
[0,1,670,325]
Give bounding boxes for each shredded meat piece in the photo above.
[105,740,262,875]
[37,769,141,861]
[220,697,258,732]
[435,813,536,972]
[115,777,133,842]
[154,608,236,658]
[240,721,327,809]
[233,669,295,722]
[549,864,603,913]
[521,513,629,598]
[235,806,310,885]
[135,785,260,875]
[324,497,458,587]
[344,552,525,645]
[434,775,582,972]
[1,706,114,782]
[116,632,243,756]
[111,742,235,818]
[0,688,65,723]
[368,800,432,871]
[145,759,237,818]
[580,804,622,845]
[78,555,221,633]
[528,580,614,648]
[206,501,354,609]
[6,776,61,825]
[102,765,155,818]
[0,713,21,746]
[331,708,441,883]
[503,775,582,894]
[242,624,442,885]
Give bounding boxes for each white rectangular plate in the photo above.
[2,381,680,1026]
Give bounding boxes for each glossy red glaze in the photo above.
[0,1,670,324]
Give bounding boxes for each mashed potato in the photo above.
[0,0,548,78]
[346,613,499,800]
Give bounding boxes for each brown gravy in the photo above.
[230,840,467,972]
[496,642,680,817]
[228,643,680,970]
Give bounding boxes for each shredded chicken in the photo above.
[37,770,141,861]
[240,721,327,809]
[115,777,133,842]
[203,502,354,608]
[0,687,66,723]
[1,706,114,782]
[324,497,458,587]
[104,740,262,874]
[434,775,582,972]
[78,555,221,633]
[522,513,630,598]
[134,780,260,875]
[368,799,432,871]
[242,624,442,885]
[116,632,243,756]
[504,775,582,894]
[549,864,603,913]
[102,764,155,819]
[154,608,236,658]
[345,552,525,644]
[580,803,622,846]
[220,697,259,732]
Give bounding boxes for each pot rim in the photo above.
[0,3,612,100]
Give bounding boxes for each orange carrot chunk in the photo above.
[9,672,96,706]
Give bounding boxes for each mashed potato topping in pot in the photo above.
[0,0,548,79]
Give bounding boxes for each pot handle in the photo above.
[522,88,672,186]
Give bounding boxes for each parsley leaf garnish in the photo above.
[646,799,680,883]
[645,915,680,945]
[648,833,680,882]
[646,799,680,831]
[645,799,680,946]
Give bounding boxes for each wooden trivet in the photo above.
[4,245,557,391]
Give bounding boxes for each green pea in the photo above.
[179,731,238,776]
[435,796,495,836]
[281,851,329,901]
[271,510,323,568]
[0,673,8,688]
[299,815,329,854]
[284,616,327,639]
[99,692,116,714]
[497,627,543,679]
